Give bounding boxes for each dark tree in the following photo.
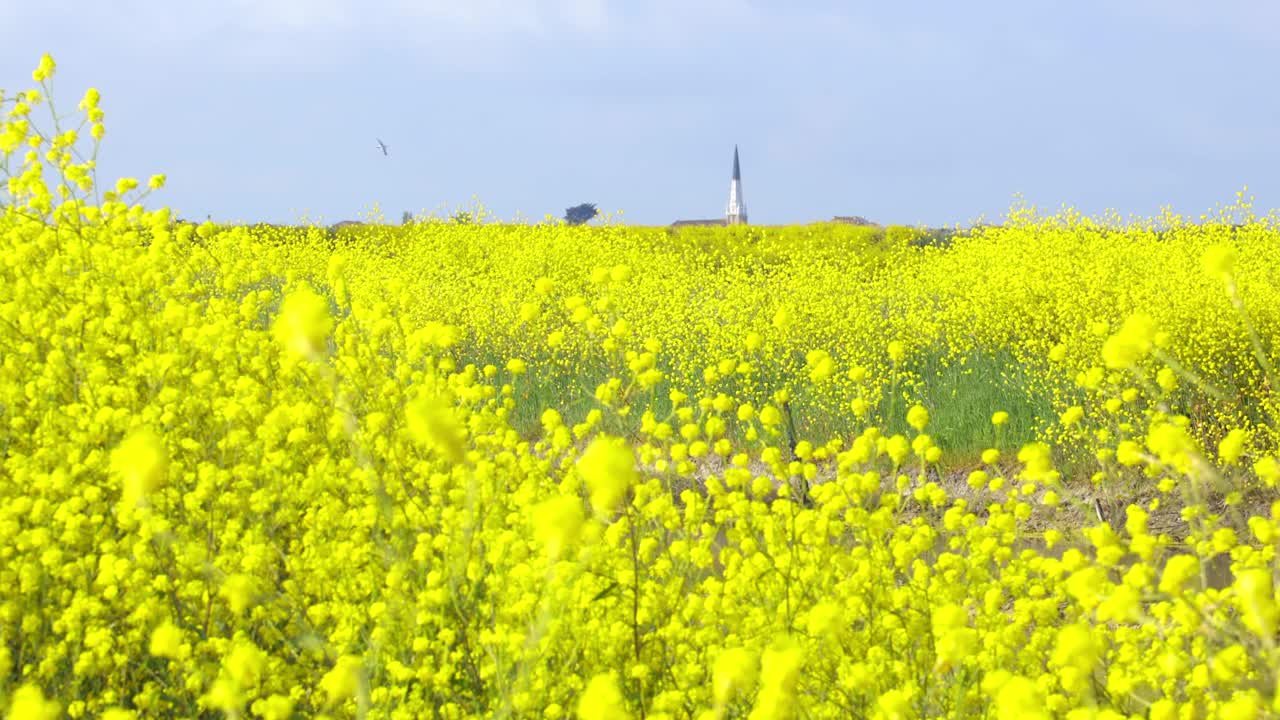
[402,210,413,225]
[564,203,598,226]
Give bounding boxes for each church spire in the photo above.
[726,145,747,225]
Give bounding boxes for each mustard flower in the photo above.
[531,495,585,559]
[712,647,756,707]
[1101,313,1157,369]
[272,284,333,357]
[32,53,56,82]
[1218,428,1249,465]
[112,427,168,506]
[1201,243,1238,279]
[148,620,185,659]
[992,675,1048,720]
[6,684,60,720]
[1233,568,1277,638]
[1158,554,1199,595]
[906,404,929,432]
[304,660,358,711]
[578,673,629,720]
[406,391,467,462]
[578,435,638,515]
[250,695,296,720]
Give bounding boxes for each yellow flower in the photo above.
[885,435,910,467]
[148,620,185,659]
[1158,554,1199,595]
[712,647,756,706]
[772,307,793,331]
[851,397,870,418]
[805,601,841,638]
[112,427,168,506]
[991,411,1009,426]
[320,655,365,707]
[906,404,929,432]
[406,391,467,462]
[609,264,633,282]
[1234,568,1277,638]
[1219,428,1249,465]
[1101,313,1156,369]
[1114,440,1144,466]
[578,435,637,515]
[78,86,101,111]
[224,640,268,689]
[272,285,333,357]
[6,684,60,720]
[578,673,629,720]
[993,675,1048,720]
[752,642,804,719]
[1255,456,1280,487]
[1202,242,1238,279]
[32,53,56,83]
[531,495,585,559]
[887,340,906,363]
[931,604,976,672]
[876,688,913,720]
[1147,421,1198,474]
[250,695,296,720]
[220,574,257,615]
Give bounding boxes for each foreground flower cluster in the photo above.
[4,55,1280,720]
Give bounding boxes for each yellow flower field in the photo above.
[4,55,1280,719]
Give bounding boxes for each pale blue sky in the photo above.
[4,1,1278,226]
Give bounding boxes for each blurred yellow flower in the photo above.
[907,404,929,432]
[578,435,637,515]
[406,391,466,462]
[272,285,333,357]
[712,646,756,707]
[319,655,364,707]
[1201,243,1238,279]
[531,495,584,559]
[148,621,185,659]
[7,684,60,720]
[578,673,629,720]
[112,427,168,506]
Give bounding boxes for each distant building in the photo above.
[671,146,748,227]
[831,216,879,227]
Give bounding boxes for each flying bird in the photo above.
[376,138,389,156]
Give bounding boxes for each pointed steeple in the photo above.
[726,145,747,225]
